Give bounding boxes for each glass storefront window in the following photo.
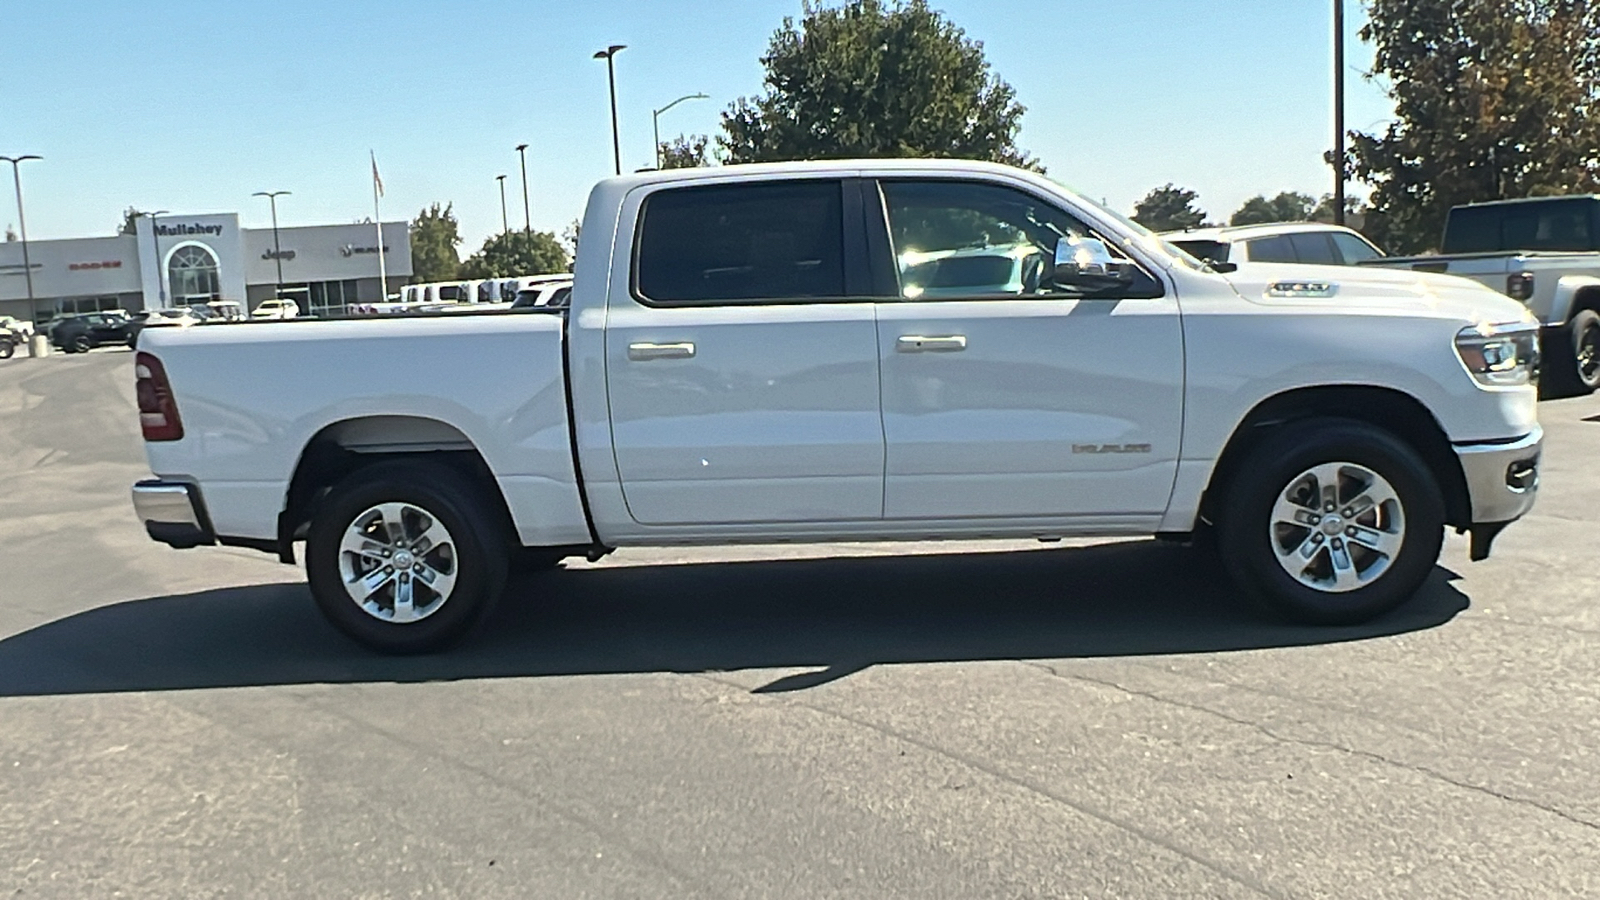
[168,245,221,303]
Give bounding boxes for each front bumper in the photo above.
[1454,427,1542,559]
[131,480,216,549]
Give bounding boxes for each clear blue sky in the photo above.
[1,1,1392,253]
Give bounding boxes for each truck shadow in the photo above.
[0,541,1468,697]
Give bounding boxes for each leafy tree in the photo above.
[1131,184,1209,232]
[561,219,582,260]
[1310,193,1366,225]
[4,225,15,242]
[1229,191,1317,227]
[459,230,569,279]
[1351,0,1600,253]
[410,203,462,282]
[720,0,1037,168]
[659,134,712,169]
[117,207,143,236]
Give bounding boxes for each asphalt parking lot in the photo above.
[2,347,1598,898]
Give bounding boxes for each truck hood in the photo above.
[1219,262,1535,326]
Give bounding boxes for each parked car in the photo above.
[1162,222,1386,268]
[510,280,574,309]
[0,315,34,340]
[51,312,138,352]
[1365,194,1600,395]
[133,159,1541,654]
[251,299,300,320]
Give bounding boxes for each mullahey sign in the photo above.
[156,223,225,237]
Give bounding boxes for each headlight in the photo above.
[1455,322,1540,387]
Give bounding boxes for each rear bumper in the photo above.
[131,480,216,549]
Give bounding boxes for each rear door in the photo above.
[604,177,886,526]
[867,177,1185,522]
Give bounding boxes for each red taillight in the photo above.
[135,352,184,442]
[1507,272,1536,301]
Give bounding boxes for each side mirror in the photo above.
[1054,236,1137,294]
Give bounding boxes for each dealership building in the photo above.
[0,213,412,325]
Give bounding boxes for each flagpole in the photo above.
[371,151,389,301]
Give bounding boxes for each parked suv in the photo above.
[1163,223,1386,268]
[51,312,137,353]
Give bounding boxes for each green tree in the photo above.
[720,0,1037,168]
[1131,184,1209,232]
[1310,193,1366,225]
[117,207,143,236]
[561,219,582,260]
[1229,191,1317,226]
[659,134,712,169]
[410,203,462,282]
[459,230,569,279]
[1351,0,1600,254]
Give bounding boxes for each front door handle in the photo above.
[896,335,968,353]
[628,341,696,361]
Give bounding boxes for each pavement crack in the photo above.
[696,672,1288,900]
[1025,662,1600,834]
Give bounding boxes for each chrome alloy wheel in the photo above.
[1270,462,1405,594]
[337,502,458,624]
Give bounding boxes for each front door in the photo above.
[605,178,885,526]
[868,177,1185,522]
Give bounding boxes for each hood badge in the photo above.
[1266,281,1338,299]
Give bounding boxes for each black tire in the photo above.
[1217,419,1445,626]
[70,334,93,354]
[1546,309,1600,397]
[306,460,510,654]
[512,547,568,574]
[0,339,13,360]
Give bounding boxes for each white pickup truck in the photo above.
[1366,195,1600,395]
[132,160,1544,653]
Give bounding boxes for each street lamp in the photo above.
[143,209,170,308]
[593,44,627,176]
[0,155,42,314]
[495,174,509,233]
[1332,0,1346,226]
[252,190,291,300]
[514,144,531,232]
[653,93,709,169]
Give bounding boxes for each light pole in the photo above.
[496,174,509,233]
[0,155,42,314]
[593,45,627,175]
[143,209,170,308]
[514,145,531,232]
[653,93,708,169]
[252,190,291,300]
[1332,0,1346,226]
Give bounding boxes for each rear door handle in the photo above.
[628,341,696,361]
[896,335,968,353]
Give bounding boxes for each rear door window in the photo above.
[1288,233,1339,265]
[635,180,846,304]
[1245,235,1296,263]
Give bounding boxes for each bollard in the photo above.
[28,333,50,358]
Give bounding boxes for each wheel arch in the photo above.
[279,415,517,562]
[1198,385,1471,532]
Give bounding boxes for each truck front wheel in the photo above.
[1217,420,1445,626]
[306,461,509,654]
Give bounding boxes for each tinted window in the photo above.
[1246,235,1296,263]
[1288,233,1339,265]
[636,181,845,303]
[1331,232,1383,264]
[1171,240,1230,265]
[1444,200,1600,253]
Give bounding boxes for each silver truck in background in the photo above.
[1365,195,1600,396]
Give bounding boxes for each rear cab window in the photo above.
[1444,198,1600,253]
[634,180,847,304]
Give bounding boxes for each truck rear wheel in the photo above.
[1217,420,1444,626]
[1549,309,1600,396]
[306,461,509,654]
